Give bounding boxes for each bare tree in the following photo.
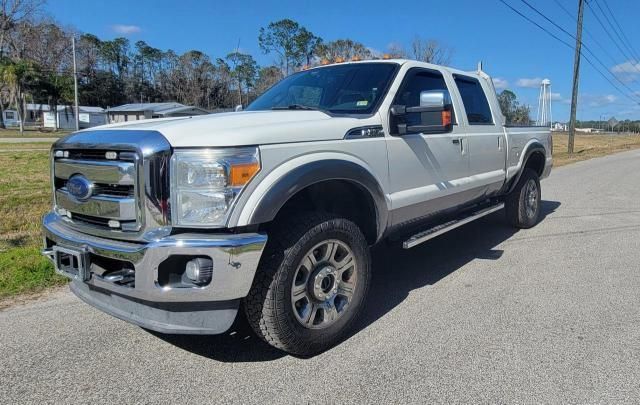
[0,0,45,128]
[253,65,282,98]
[410,37,453,65]
[386,42,407,59]
[0,0,45,56]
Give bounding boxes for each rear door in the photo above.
[452,74,507,196]
[386,67,471,225]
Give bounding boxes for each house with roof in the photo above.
[2,103,51,127]
[43,106,107,130]
[3,104,107,130]
[107,102,210,124]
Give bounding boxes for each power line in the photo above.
[596,0,640,63]
[498,0,640,105]
[514,0,640,102]
[498,0,574,48]
[518,0,640,97]
[585,0,640,74]
[551,0,623,69]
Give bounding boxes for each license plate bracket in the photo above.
[53,246,90,281]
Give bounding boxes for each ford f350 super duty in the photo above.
[42,59,552,355]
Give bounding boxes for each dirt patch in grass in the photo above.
[0,142,53,151]
[552,133,640,166]
[0,128,68,138]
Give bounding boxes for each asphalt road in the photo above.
[2,149,640,404]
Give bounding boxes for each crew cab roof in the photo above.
[306,58,485,80]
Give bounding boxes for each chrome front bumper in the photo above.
[42,212,267,334]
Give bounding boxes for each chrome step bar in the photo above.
[403,203,505,249]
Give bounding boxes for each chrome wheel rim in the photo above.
[291,239,357,329]
[524,179,538,219]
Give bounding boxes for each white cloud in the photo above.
[516,77,543,88]
[492,77,508,89]
[111,24,141,35]
[611,60,640,73]
[550,92,563,101]
[611,60,640,83]
[581,94,618,107]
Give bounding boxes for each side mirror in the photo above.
[234,104,243,112]
[390,90,453,135]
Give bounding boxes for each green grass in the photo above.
[0,149,66,299]
[0,247,66,299]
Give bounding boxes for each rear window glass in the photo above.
[454,76,493,124]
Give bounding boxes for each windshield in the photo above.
[246,63,398,115]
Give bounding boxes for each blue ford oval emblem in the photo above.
[67,175,94,201]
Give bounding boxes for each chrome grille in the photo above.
[53,150,141,232]
[50,129,172,242]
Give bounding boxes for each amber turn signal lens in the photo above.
[229,162,260,186]
[442,110,452,126]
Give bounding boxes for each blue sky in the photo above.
[47,0,640,121]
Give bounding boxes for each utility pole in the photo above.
[72,35,80,131]
[568,0,585,154]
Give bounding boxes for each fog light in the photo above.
[185,258,213,285]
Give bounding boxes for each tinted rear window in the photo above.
[454,76,493,124]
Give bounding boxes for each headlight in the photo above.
[171,147,260,227]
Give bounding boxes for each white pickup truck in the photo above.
[42,59,552,355]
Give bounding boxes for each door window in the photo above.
[395,69,449,108]
[392,68,454,131]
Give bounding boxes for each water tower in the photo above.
[536,79,552,128]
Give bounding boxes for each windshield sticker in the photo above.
[356,100,368,107]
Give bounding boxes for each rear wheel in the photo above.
[505,168,541,228]
[244,212,371,356]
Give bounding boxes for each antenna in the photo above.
[477,61,483,72]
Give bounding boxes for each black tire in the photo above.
[244,212,371,356]
[505,168,541,228]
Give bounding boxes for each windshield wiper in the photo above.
[271,104,319,111]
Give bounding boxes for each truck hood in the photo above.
[84,110,379,147]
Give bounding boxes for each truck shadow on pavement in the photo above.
[152,200,561,362]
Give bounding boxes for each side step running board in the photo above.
[403,203,505,249]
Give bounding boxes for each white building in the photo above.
[3,109,20,126]
[2,103,50,127]
[552,122,568,132]
[3,104,106,130]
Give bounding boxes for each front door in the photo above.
[386,67,470,226]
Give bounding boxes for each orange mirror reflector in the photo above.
[442,110,452,126]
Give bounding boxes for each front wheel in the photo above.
[505,168,541,228]
[244,212,371,356]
